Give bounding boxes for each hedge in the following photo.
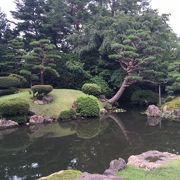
[31,85,53,98]
[82,83,101,96]
[76,95,100,117]
[0,77,20,89]
[0,98,30,117]
[58,109,76,121]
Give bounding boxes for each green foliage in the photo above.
[22,39,60,85]
[82,83,101,96]
[90,76,112,96]
[0,77,20,88]
[164,97,180,110]
[0,88,17,97]
[166,61,180,94]
[31,85,53,98]
[58,109,76,121]
[131,90,158,106]
[0,98,30,117]
[76,95,100,117]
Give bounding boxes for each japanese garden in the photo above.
[0,0,180,179]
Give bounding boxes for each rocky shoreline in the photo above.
[39,150,180,180]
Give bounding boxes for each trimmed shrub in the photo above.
[31,85,53,99]
[131,90,158,106]
[0,77,20,89]
[10,115,28,124]
[76,95,100,117]
[90,76,112,96]
[82,83,101,96]
[58,109,76,121]
[0,88,17,97]
[0,98,30,117]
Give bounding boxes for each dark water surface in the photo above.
[0,111,180,180]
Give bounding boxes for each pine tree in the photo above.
[21,39,60,85]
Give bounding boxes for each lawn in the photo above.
[117,160,180,180]
[0,89,85,118]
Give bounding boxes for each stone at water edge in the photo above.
[127,150,180,171]
[104,158,127,175]
[29,115,54,125]
[146,105,161,117]
[29,115,45,124]
[0,119,18,130]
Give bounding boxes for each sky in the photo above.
[0,0,180,36]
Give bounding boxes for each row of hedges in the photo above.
[58,95,100,120]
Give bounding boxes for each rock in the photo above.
[34,100,44,105]
[174,110,180,117]
[128,150,180,171]
[44,117,54,123]
[43,95,53,104]
[146,105,161,117]
[79,173,123,180]
[29,115,45,125]
[100,108,108,115]
[104,158,126,175]
[29,115,54,125]
[0,119,18,130]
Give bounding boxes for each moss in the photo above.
[164,97,180,110]
[39,170,82,180]
[117,160,180,180]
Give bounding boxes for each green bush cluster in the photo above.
[82,83,101,96]
[0,76,20,89]
[0,98,30,124]
[131,90,158,106]
[58,109,76,121]
[0,88,17,96]
[90,76,113,96]
[76,95,100,117]
[31,85,53,99]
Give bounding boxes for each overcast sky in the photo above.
[0,0,179,36]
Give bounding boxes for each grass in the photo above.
[0,89,103,118]
[39,170,82,180]
[164,97,180,110]
[0,89,85,118]
[118,160,180,180]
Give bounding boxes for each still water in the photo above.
[0,111,180,179]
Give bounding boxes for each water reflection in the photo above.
[0,112,180,179]
[147,116,162,127]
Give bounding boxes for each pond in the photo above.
[0,111,180,180]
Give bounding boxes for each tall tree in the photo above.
[11,0,48,43]
[21,39,60,85]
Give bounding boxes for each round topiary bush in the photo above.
[0,98,30,124]
[58,109,76,121]
[76,95,100,117]
[0,76,20,89]
[0,99,30,117]
[82,83,101,97]
[31,85,53,99]
[131,90,158,106]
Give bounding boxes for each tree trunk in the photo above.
[108,77,129,104]
[40,70,44,85]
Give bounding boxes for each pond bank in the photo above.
[39,151,180,180]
